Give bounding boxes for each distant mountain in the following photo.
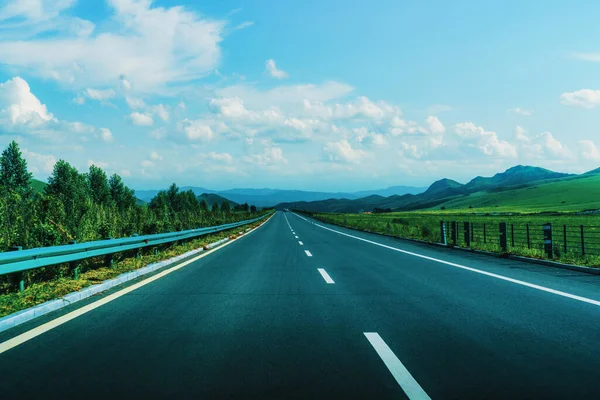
[275,165,583,213]
[134,186,425,206]
[197,193,239,208]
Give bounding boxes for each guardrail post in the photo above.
[581,225,585,256]
[464,222,471,247]
[68,240,80,279]
[132,234,141,259]
[499,222,508,253]
[451,221,457,245]
[526,224,531,249]
[440,221,447,245]
[511,224,515,247]
[105,237,113,268]
[543,223,553,259]
[9,246,24,292]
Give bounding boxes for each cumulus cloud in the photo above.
[426,116,445,134]
[150,151,162,161]
[130,112,153,126]
[579,140,600,162]
[560,89,600,108]
[323,139,366,163]
[0,0,226,93]
[243,147,287,166]
[454,122,517,158]
[99,128,113,142]
[152,104,169,122]
[0,76,53,126]
[265,59,288,79]
[204,151,233,163]
[178,119,214,141]
[21,148,56,176]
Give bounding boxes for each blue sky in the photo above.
[1,0,600,191]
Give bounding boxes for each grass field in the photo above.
[310,211,600,267]
[432,173,600,213]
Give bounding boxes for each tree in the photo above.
[199,199,209,212]
[211,203,219,213]
[0,141,32,194]
[108,174,136,211]
[250,205,257,213]
[87,165,111,206]
[220,200,230,213]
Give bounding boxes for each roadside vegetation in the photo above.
[0,140,269,296]
[0,218,266,318]
[306,211,600,268]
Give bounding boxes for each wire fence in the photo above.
[443,221,600,260]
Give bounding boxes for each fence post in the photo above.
[526,224,531,249]
[68,240,80,279]
[511,224,515,247]
[451,221,457,245]
[440,221,447,245]
[499,222,508,253]
[464,222,471,247]
[581,225,585,256]
[9,246,24,292]
[470,222,474,244]
[483,223,487,244]
[563,225,567,254]
[543,223,553,259]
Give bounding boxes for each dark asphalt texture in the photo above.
[3,211,600,399]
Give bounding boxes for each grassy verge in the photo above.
[306,212,600,268]
[0,219,266,318]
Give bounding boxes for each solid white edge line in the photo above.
[364,332,431,400]
[317,268,335,284]
[0,216,274,356]
[290,212,600,308]
[305,250,313,257]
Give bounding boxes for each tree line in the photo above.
[0,141,261,251]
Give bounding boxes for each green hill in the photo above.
[30,178,47,194]
[432,172,600,213]
[197,193,239,208]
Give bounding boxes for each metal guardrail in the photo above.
[0,212,272,277]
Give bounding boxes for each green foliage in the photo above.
[0,142,269,295]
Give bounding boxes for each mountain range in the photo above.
[274,165,594,213]
[134,185,426,207]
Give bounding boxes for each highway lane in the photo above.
[2,211,600,398]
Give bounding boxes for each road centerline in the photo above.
[305,250,313,257]
[317,268,335,284]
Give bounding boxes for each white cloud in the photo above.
[204,151,233,163]
[535,132,570,158]
[265,59,288,79]
[243,146,287,166]
[88,159,108,169]
[514,125,529,142]
[126,96,145,109]
[130,112,153,126]
[0,76,53,126]
[323,139,366,163]
[21,148,56,176]
[99,128,113,142]
[141,159,154,168]
[454,122,517,158]
[178,119,214,141]
[579,140,600,162]
[72,96,85,105]
[507,107,533,116]
[560,89,600,108]
[571,52,600,62]
[120,169,131,177]
[209,97,251,118]
[0,0,226,93]
[85,88,115,101]
[234,21,254,31]
[426,116,445,134]
[152,104,169,122]
[150,127,167,139]
[150,151,162,161]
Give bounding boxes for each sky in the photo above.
[1,0,600,191]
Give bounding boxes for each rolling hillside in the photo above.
[197,193,239,208]
[275,165,600,214]
[30,179,47,194]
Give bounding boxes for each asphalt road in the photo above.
[3,211,600,399]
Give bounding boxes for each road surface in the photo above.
[3,211,600,399]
